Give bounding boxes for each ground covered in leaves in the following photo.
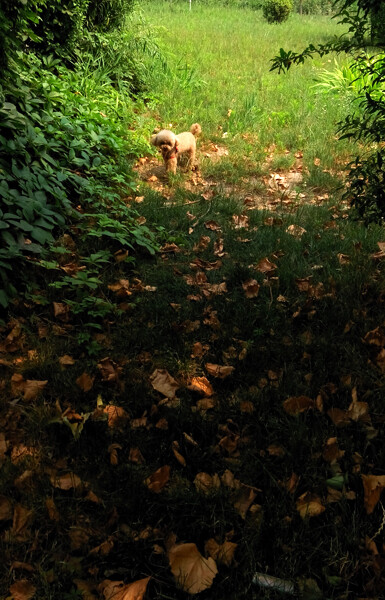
[2,150,385,600]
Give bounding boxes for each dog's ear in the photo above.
[150,134,158,146]
[175,140,179,150]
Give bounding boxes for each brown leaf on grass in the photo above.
[45,498,60,521]
[361,474,385,514]
[9,580,36,600]
[108,443,122,465]
[205,539,237,566]
[232,214,249,229]
[128,447,145,464]
[202,282,227,297]
[363,326,385,346]
[114,249,129,262]
[196,397,217,412]
[12,505,34,537]
[0,495,13,521]
[255,257,278,274]
[99,577,150,600]
[69,526,90,550]
[218,434,240,456]
[10,562,35,573]
[193,236,211,252]
[168,543,218,594]
[205,363,234,379]
[267,444,286,457]
[296,492,325,519]
[283,472,299,494]
[50,472,83,490]
[337,253,350,265]
[233,486,257,519]
[194,472,221,494]
[108,279,132,298]
[76,372,94,392]
[10,374,47,401]
[188,376,214,396]
[214,238,226,257]
[204,220,221,231]
[327,407,350,427]
[283,396,314,415]
[150,369,179,399]
[89,538,114,556]
[295,276,312,292]
[145,465,170,493]
[53,301,70,320]
[323,438,345,463]
[190,258,222,271]
[97,357,122,383]
[172,441,186,467]
[191,342,210,358]
[11,445,38,464]
[347,388,369,422]
[286,224,306,238]
[103,405,129,429]
[375,348,385,372]
[242,279,260,298]
[59,354,76,366]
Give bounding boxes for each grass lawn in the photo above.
[2,3,385,600]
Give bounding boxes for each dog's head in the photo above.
[151,129,177,158]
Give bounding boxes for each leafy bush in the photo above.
[313,55,385,99]
[86,0,136,31]
[0,51,157,308]
[271,0,385,223]
[262,0,293,23]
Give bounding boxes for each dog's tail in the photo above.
[190,123,202,137]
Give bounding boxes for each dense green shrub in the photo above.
[271,0,385,223]
[86,0,136,31]
[262,0,292,22]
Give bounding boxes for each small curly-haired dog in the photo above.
[151,123,201,175]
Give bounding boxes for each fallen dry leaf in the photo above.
[172,441,186,467]
[59,354,76,366]
[233,486,257,519]
[242,279,260,298]
[204,538,238,566]
[168,543,218,594]
[50,472,83,491]
[9,580,36,600]
[10,374,48,401]
[45,498,60,521]
[322,437,345,463]
[205,363,234,379]
[12,505,34,538]
[150,369,179,399]
[145,465,170,493]
[188,376,214,396]
[103,405,129,429]
[282,396,314,415]
[76,372,94,392]
[296,492,325,518]
[194,472,221,494]
[0,495,13,521]
[99,576,150,600]
[286,224,306,238]
[361,474,385,514]
[255,257,278,274]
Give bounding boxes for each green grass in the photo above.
[142,1,356,182]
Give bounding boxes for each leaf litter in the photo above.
[3,143,385,600]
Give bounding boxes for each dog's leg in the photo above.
[166,157,177,174]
